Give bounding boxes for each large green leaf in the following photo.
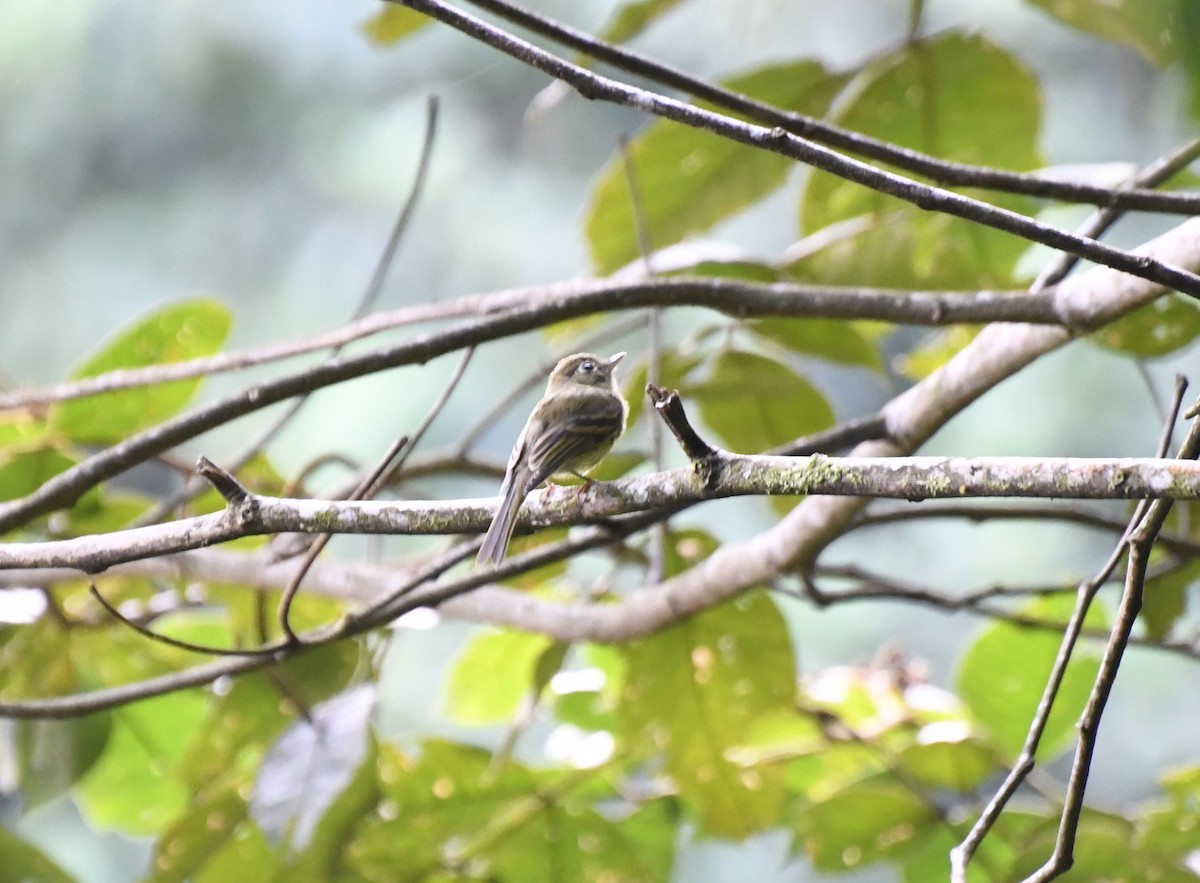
[75,690,209,835]
[956,596,1103,759]
[0,828,77,883]
[897,737,998,791]
[617,591,796,837]
[795,780,936,872]
[143,785,251,883]
[489,800,676,883]
[16,714,112,809]
[1024,0,1178,67]
[795,34,1042,289]
[52,298,232,444]
[586,61,848,274]
[348,740,540,877]
[445,629,554,725]
[1139,558,1200,642]
[0,445,75,504]
[691,349,835,452]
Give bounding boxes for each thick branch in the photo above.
[2,455,1198,572]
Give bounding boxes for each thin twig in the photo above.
[277,346,475,641]
[950,382,1196,882]
[134,98,442,526]
[463,0,1200,215]
[397,0,1200,300]
[619,132,667,582]
[1033,138,1200,290]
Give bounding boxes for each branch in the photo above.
[0,276,1077,535]
[397,0,1200,300]
[2,454,1199,572]
[0,277,1055,413]
[464,0,1200,216]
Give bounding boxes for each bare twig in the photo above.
[463,0,1200,216]
[278,346,474,641]
[619,132,667,581]
[0,279,1055,415]
[1033,138,1200,290]
[397,0,1200,300]
[133,98,442,526]
[951,384,1196,882]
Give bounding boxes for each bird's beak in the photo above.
[605,352,626,369]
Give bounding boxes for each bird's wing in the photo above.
[526,395,624,485]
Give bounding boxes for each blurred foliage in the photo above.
[2,1,1200,882]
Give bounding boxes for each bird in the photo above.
[476,351,629,566]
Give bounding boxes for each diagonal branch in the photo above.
[396,0,1200,300]
[464,0,1200,216]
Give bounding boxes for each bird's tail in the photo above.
[476,468,530,566]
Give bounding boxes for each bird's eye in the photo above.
[580,360,595,373]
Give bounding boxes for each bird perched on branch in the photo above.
[476,351,629,566]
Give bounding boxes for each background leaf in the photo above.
[956,596,1103,759]
[617,591,796,837]
[796,34,1042,289]
[250,684,376,851]
[0,828,78,883]
[600,0,687,42]
[586,61,848,274]
[691,349,835,452]
[445,629,554,725]
[1092,294,1200,358]
[52,298,232,445]
[1024,0,1178,67]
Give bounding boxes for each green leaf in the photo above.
[52,298,232,444]
[691,349,835,452]
[1008,809,1139,880]
[1140,558,1200,641]
[617,591,796,837]
[1024,0,1178,67]
[16,714,112,809]
[586,61,848,274]
[446,629,555,725]
[796,780,936,872]
[0,445,75,505]
[1092,294,1200,358]
[490,801,674,883]
[251,684,375,851]
[896,326,981,380]
[749,317,885,371]
[361,5,430,44]
[898,737,998,791]
[197,822,284,883]
[75,690,209,835]
[0,827,78,883]
[144,784,250,883]
[348,740,541,877]
[796,34,1042,289]
[600,0,687,42]
[956,596,1103,759]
